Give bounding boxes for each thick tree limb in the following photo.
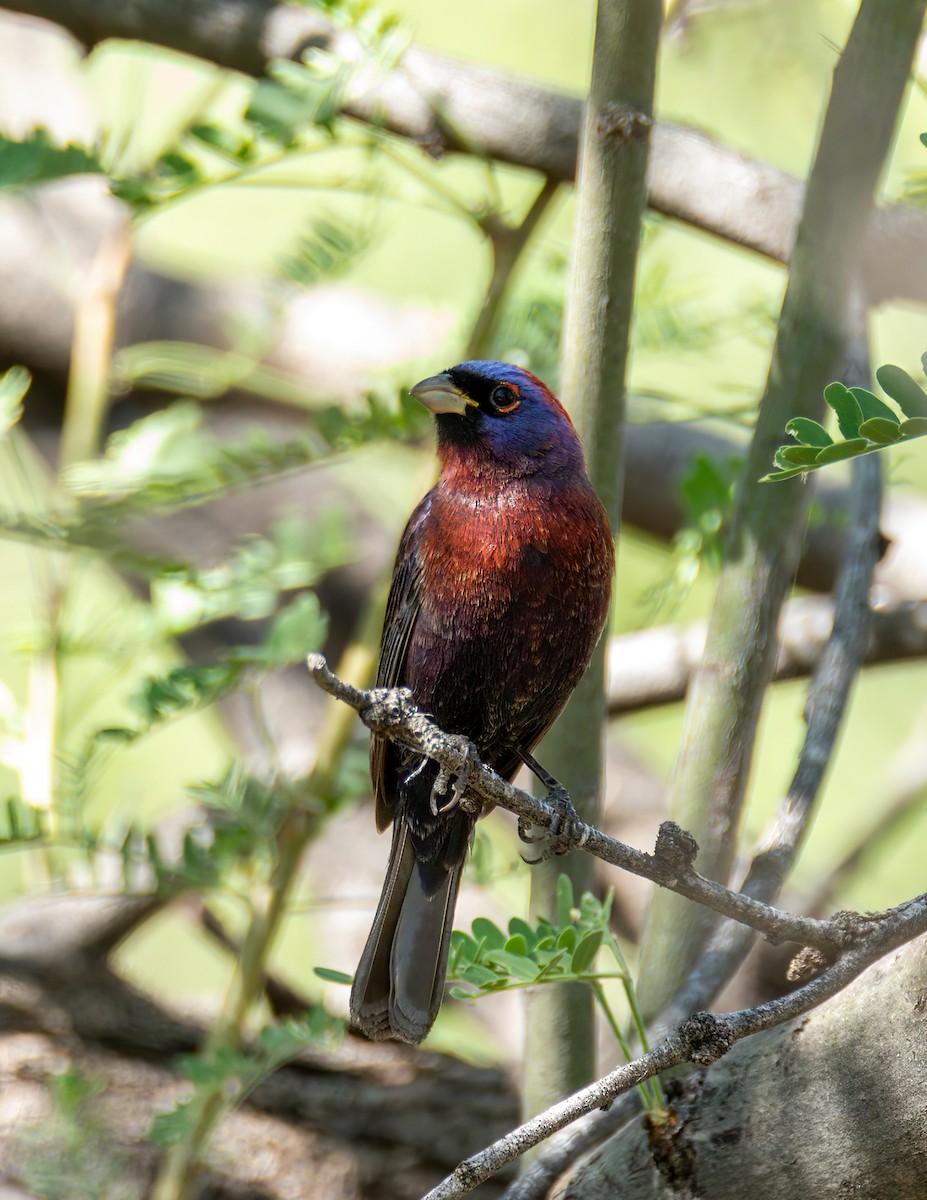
[4,0,927,304]
[557,932,927,1199]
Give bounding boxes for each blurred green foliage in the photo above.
[1,1,927,1183]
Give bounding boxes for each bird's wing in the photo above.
[371,493,430,831]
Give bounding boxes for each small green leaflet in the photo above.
[763,364,927,482]
[0,130,102,190]
[313,967,353,985]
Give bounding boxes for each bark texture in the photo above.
[556,932,927,1199]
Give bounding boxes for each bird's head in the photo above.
[410,360,584,478]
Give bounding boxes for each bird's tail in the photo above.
[350,820,463,1045]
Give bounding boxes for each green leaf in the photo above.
[461,963,500,987]
[556,926,578,953]
[823,382,862,438]
[277,216,369,288]
[471,917,506,950]
[556,873,574,929]
[484,950,540,982]
[507,917,536,949]
[534,948,569,978]
[149,1099,195,1147]
[849,387,900,424]
[449,986,474,1000]
[503,934,528,957]
[784,417,832,447]
[449,930,479,968]
[0,367,29,437]
[570,929,604,975]
[313,967,353,985]
[775,446,820,468]
[899,417,927,437]
[0,130,102,190]
[858,417,902,444]
[189,122,253,159]
[263,593,327,666]
[258,1010,342,1062]
[876,365,927,418]
[814,438,870,465]
[95,726,137,744]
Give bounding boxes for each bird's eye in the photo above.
[489,383,520,413]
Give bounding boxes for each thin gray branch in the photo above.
[658,448,882,1032]
[499,1094,640,1200]
[3,0,927,304]
[305,653,922,955]
[421,904,927,1199]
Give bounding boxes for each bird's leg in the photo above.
[430,736,481,816]
[516,750,581,862]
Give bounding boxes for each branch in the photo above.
[305,653,926,956]
[465,178,560,360]
[521,0,661,1113]
[635,0,926,1018]
[513,435,884,1200]
[421,911,927,1199]
[4,0,927,304]
[606,594,927,715]
[657,444,881,1034]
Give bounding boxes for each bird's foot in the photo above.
[430,736,480,816]
[516,752,583,863]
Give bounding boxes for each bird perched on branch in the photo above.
[350,361,614,1044]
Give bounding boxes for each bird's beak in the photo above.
[410,373,475,416]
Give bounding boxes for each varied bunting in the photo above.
[350,361,614,1044]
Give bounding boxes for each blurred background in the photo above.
[1,0,927,1195]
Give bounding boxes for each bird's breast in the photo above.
[419,477,611,632]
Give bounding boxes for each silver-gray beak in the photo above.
[410,372,473,416]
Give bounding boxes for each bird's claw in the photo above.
[518,783,582,863]
[430,736,480,816]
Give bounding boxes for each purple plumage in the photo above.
[350,361,614,1044]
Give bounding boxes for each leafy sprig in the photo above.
[316,876,664,1116]
[763,358,927,481]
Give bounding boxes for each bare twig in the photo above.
[306,653,926,956]
[499,1093,640,1200]
[466,177,560,360]
[420,901,927,1199]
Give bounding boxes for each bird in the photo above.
[349,360,614,1045]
